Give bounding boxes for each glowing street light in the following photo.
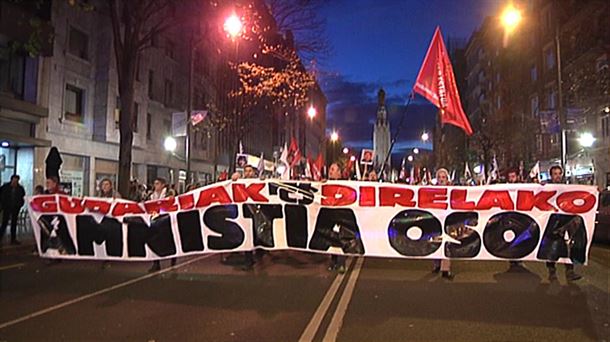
[407,155,414,162]
[307,106,317,119]
[342,147,349,154]
[501,5,522,33]
[224,14,243,39]
[330,131,339,142]
[413,148,419,154]
[350,155,356,162]
[164,136,177,152]
[0,141,8,148]
[421,132,429,142]
[578,132,595,148]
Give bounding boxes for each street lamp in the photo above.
[407,155,414,162]
[164,137,177,152]
[578,132,595,148]
[330,131,339,142]
[421,132,429,142]
[413,148,419,154]
[501,5,522,33]
[224,14,243,39]
[307,105,317,119]
[342,147,349,154]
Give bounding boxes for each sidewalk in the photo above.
[0,235,37,256]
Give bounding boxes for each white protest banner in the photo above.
[28,181,598,264]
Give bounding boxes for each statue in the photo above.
[378,88,386,107]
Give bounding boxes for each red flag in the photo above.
[312,154,323,181]
[218,170,228,181]
[343,157,354,179]
[288,137,302,167]
[413,27,473,135]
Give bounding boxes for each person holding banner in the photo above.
[432,168,454,280]
[327,163,347,274]
[96,178,121,199]
[546,165,582,282]
[506,168,526,271]
[96,178,120,269]
[148,178,176,273]
[229,165,258,271]
[44,176,61,195]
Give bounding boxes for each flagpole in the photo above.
[379,92,414,177]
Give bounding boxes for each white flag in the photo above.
[487,156,499,185]
[464,162,472,180]
[355,161,362,180]
[529,161,540,180]
[257,152,264,176]
[279,142,289,180]
[239,141,244,154]
[409,166,415,185]
[305,159,312,179]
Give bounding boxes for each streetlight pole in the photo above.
[555,23,567,170]
[185,29,195,186]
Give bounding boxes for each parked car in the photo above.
[594,190,610,244]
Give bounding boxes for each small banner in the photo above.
[28,181,598,264]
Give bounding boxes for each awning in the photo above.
[0,132,51,148]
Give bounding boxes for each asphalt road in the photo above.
[0,244,608,342]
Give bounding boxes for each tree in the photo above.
[106,0,178,195]
[266,0,330,64]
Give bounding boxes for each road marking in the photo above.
[298,258,353,342]
[0,255,212,330]
[0,263,25,271]
[322,257,364,342]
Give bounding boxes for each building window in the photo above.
[64,84,84,122]
[114,96,120,129]
[200,130,208,151]
[164,79,173,106]
[496,95,501,109]
[165,39,175,59]
[146,113,152,140]
[530,95,539,116]
[530,65,538,82]
[148,70,154,99]
[543,9,553,34]
[68,26,89,60]
[596,54,608,72]
[0,46,25,98]
[544,47,555,70]
[602,116,609,138]
[163,119,171,137]
[547,89,556,109]
[136,58,141,82]
[133,102,139,132]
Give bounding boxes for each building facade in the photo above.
[0,0,326,195]
[460,0,609,188]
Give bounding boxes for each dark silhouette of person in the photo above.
[45,147,63,183]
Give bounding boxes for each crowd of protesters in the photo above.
[0,154,585,282]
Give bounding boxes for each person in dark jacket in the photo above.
[0,175,26,245]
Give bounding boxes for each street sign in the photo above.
[172,112,187,137]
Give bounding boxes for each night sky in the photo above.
[318,0,502,158]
